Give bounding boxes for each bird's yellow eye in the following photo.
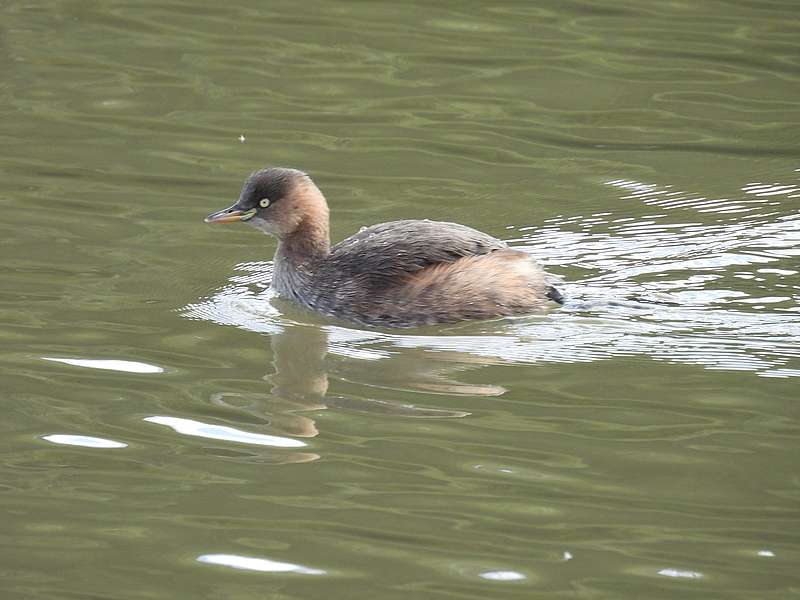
[259,198,270,208]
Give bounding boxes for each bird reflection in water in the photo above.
[208,322,481,464]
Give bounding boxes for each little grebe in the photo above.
[205,168,562,327]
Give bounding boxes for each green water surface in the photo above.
[1,1,799,598]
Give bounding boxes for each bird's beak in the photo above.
[204,203,257,224]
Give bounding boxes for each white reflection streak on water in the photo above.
[658,568,703,579]
[144,416,306,447]
[197,554,325,574]
[42,357,164,373]
[182,177,800,378]
[42,434,128,448]
[479,570,526,581]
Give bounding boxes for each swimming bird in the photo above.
[205,168,562,327]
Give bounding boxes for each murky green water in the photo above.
[2,1,799,598]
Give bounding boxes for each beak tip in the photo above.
[205,206,257,225]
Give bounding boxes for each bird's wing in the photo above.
[325,220,507,288]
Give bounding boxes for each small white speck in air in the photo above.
[757,550,775,557]
[563,551,573,561]
[239,134,246,143]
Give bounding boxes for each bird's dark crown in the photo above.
[239,167,308,208]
